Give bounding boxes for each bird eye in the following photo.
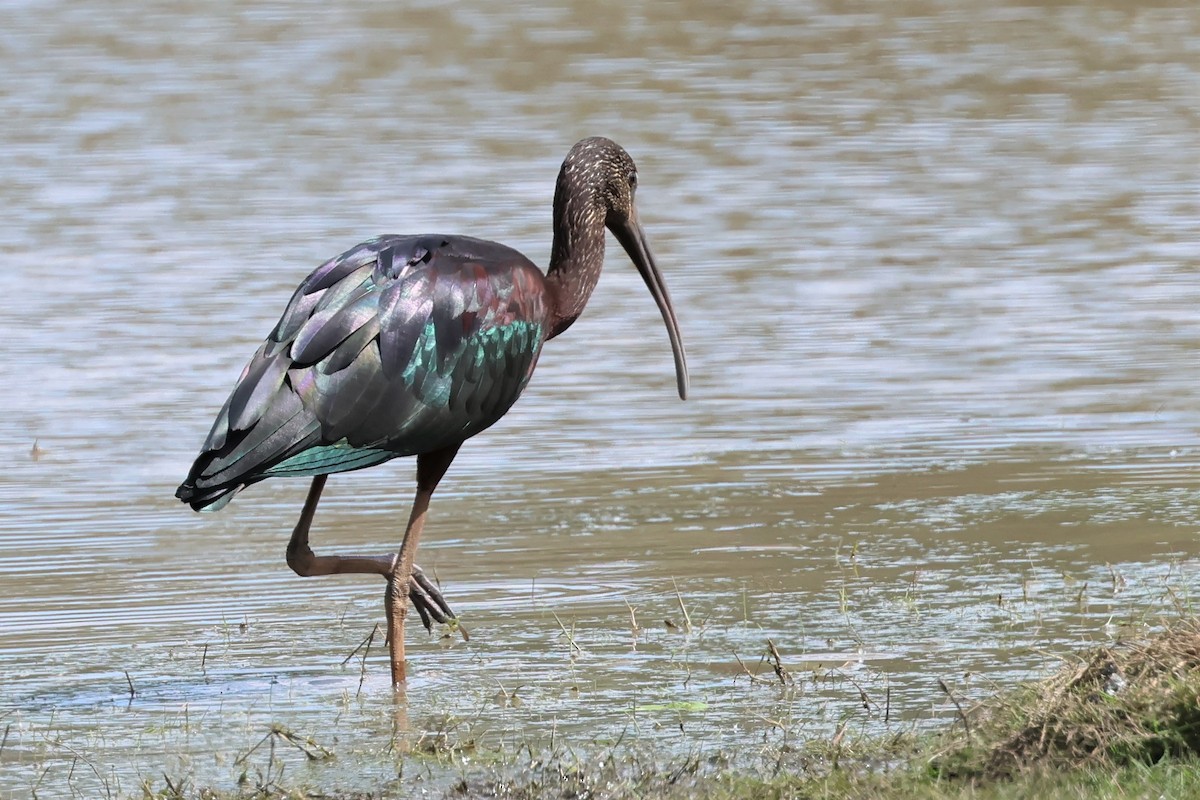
[628,171,638,190]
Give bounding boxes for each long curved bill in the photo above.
[613,214,689,400]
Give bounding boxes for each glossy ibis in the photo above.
[176,137,689,685]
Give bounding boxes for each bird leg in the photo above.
[386,444,461,685]
[285,474,458,631]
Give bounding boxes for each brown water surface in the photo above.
[2,0,1199,796]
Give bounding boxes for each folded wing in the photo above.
[177,234,547,510]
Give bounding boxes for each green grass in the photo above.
[743,760,1200,800]
[927,617,1200,781]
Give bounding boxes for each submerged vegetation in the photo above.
[126,617,1200,800]
[7,545,1197,800]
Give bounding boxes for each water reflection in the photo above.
[2,0,1199,796]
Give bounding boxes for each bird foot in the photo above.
[407,564,470,641]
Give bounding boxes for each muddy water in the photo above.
[2,0,1199,796]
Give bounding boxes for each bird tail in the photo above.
[177,443,258,511]
[175,479,245,512]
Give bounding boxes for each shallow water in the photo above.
[2,0,1199,796]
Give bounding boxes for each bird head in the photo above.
[560,137,689,400]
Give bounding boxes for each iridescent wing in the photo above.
[177,234,547,510]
